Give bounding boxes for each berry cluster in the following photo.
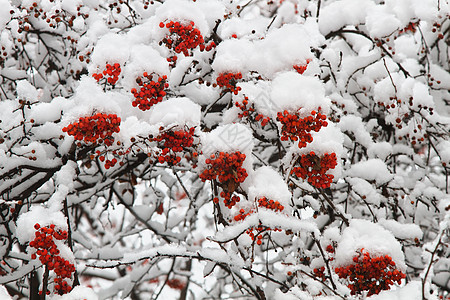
[159,20,215,57]
[313,266,326,280]
[257,196,284,212]
[376,96,432,146]
[62,113,121,147]
[92,63,121,85]
[277,109,328,148]
[233,197,285,245]
[399,21,418,34]
[150,126,196,165]
[167,278,186,290]
[293,59,311,74]
[16,2,83,32]
[334,250,406,296]
[200,151,248,208]
[131,73,168,111]
[248,224,282,245]
[235,97,270,127]
[94,149,123,169]
[216,72,243,95]
[30,224,75,295]
[291,152,337,189]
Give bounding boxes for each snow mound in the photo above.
[334,219,406,272]
[149,97,201,128]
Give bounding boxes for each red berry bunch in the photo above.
[399,21,418,34]
[235,97,271,127]
[257,196,284,212]
[334,250,406,296]
[167,278,186,290]
[233,197,285,245]
[62,113,121,146]
[92,63,121,85]
[16,2,83,31]
[30,223,75,295]
[131,73,169,111]
[150,126,196,165]
[277,109,328,148]
[216,72,243,95]
[200,151,248,208]
[293,59,311,74]
[313,266,326,280]
[291,152,337,189]
[159,20,215,57]
[94,149,122,169]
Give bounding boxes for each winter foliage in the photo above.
[0,0,449,299]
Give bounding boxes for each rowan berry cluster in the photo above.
[159,20,215,57]
[92,63,121,85]
[30,223,75,295]
[291,152,337,189]
[94,149,122,169]
[200,151,248,208]
[233,197,285,245]
[293,59,311,74]
[17,2,82,31]
[62,113,121,146]
[257,196,284,212]
[131,73,168,111]
[377,96,431,146]
[277,109,328,148]
[235,97,270,127]
[313,266,326,280]
[216,72,243,95]
[399,21,418,34]
[167,278,185,290]
[334,250,406,296]
[150,126,196,165]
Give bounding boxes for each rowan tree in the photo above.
[0,0,449,299]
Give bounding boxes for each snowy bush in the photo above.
[0,0,449,299]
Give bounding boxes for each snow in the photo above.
[274,286,338,300]
[318,0,375,35]
[347,177,381,205]
[213,23,321,78]
[121,44,170,91]
[215,211,320,242]
[367,142,393,161]
[247,166,292,212]
[346,159,393,185]
[89,33,130,72]
[436,140,450,164]
[16,80,39,101]
[15,206,67,245]
[0,0,12,31]
[149,97,201,128]
[47,161,77,210]
[0,285,12,300]
[338,116,374,149]
[271,72,330,114]
[50,286,98,300]
[334,219,406,272]
[378,219,423,240]
[369,281,433,300]
[365,6,401,38]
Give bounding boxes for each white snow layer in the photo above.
[16,206,68,245]
[334,219,406,272]
[50,286,98,300]
[247,166,292,212]
[149,97,201,128]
